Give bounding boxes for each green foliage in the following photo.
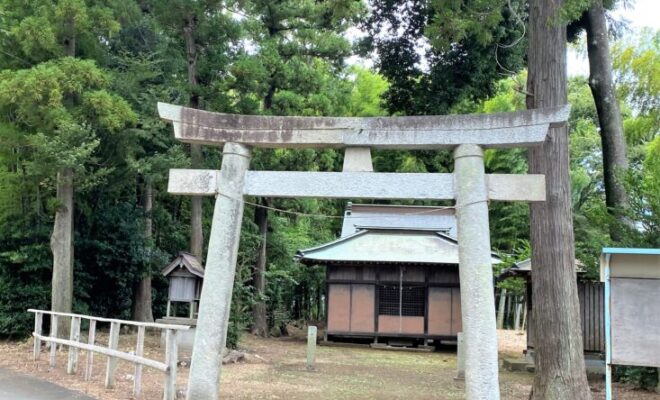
[0,0,125,67]
[615,366,659,390]
[612,28,659,120]
[361,0,526,115]
[614,30,660,248]
[348,66,389,117]
[0,216,52,337]
[424,0,510,51]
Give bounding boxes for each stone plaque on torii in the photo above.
[158,103,570,400]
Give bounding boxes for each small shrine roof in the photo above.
[162,252,205,278]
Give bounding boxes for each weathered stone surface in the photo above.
[186,143,251,400]
[453,144,500,399]
[486,174,545,202]
[503,358,530,372]
[245,171,455,200]
[158,102,569,149]
[342,147,373,172]
[167,169,218,196]
[306,326,317,371]
[455,332,465,380]
[168,169,546,203]
[222,350,245,364]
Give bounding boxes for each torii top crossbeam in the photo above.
[158,102,569,149]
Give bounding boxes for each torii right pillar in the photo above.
[454,144,499,399]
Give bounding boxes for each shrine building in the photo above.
[296,203,501,346]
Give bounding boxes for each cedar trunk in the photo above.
[50,16,78,335]
[184,15,204,260]
[133,179,154,322]
[251,201,269,337]
[50,167,74,335]
[585,1,630,242]
[526,0,591,398]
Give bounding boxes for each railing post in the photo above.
[85,319,97,381]
[163,329,178,400]
[133,325,145,397]
[105,321,120,388]
[49,314,59,367]
[33,311,43,360]
[67,316,81,374]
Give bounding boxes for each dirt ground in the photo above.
[0,328,658,400]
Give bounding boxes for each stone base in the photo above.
[369,343,434,352]
[503,358,531,372]
[584,357,606,380]
[156,318,197,351]
[503,356,605,380]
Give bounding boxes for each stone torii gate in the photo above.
[158,103,569,400]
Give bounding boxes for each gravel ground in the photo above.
[0,328,657,400]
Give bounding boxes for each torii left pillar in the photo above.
[186,142,251,400]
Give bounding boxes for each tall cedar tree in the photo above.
[0,0,135,332]
[584,0,630,241]
[107,9,188,322]
[148,0,241,261]
[234,0,362,336]
[526,0,591,397]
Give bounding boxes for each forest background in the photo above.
[0,0,657,387]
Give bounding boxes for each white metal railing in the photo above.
[28,309,190,400]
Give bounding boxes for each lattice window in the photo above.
[401,286,425,316]
[378,285,400,316]
[378,285,425,317]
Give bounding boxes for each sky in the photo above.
[568,0,660,76]
[346,0,660,76]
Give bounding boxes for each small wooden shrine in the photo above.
[296,203,501,346]
[161,252,204,319]
[498,258,605,354]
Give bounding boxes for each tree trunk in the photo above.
[526,0,591,398]
[585,1,630,242]
[251,200,269,337]
[250,68,277,335]
[50,167,74,335]
[183,16,204,260]
[497,288,507,329]
[50,13,78,337]
[133,179,154,322]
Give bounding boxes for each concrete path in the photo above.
[0,367,95,400]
